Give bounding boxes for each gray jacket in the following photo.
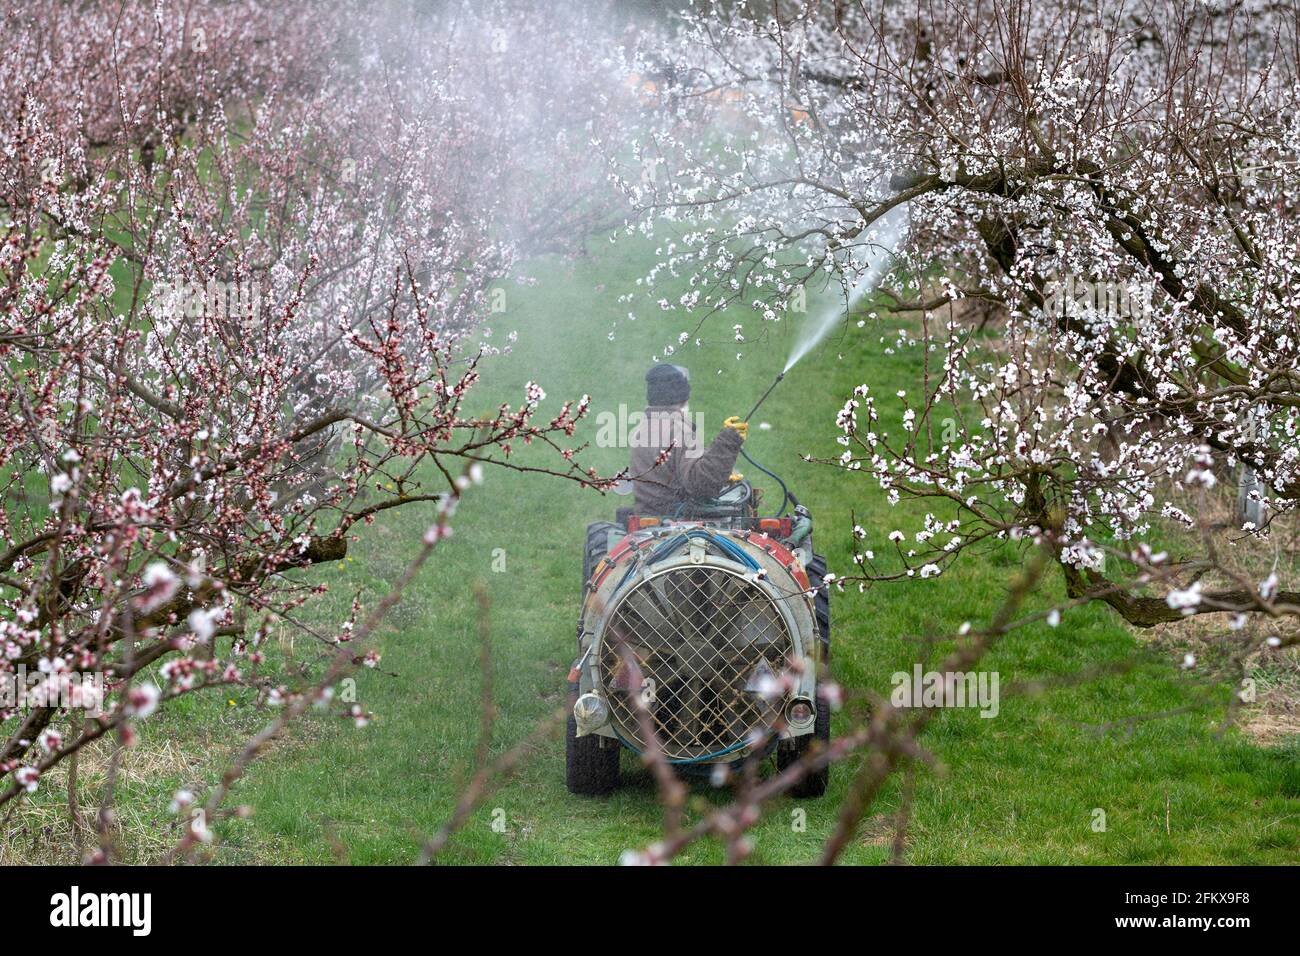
[628,405,744,514]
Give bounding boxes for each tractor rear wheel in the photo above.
[776,697,830,798]
[565,682,620,795]
[805,552,831,661]
[582,521,620,587]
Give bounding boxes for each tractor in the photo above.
[565,476,831,798]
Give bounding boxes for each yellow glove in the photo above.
[723,416,749,441]
[728,471,743,483]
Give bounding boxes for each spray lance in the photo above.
[735,370,806,526]
[743,371,784,423]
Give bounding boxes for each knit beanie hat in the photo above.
[645,363,690,406]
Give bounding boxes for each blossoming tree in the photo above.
[625,0,1300,637]
[0,0,635,813]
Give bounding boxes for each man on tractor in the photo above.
[570,363,832,798]
[628,363,749,513]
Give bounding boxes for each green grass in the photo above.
[34,235,1298,865]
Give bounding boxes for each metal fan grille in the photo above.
[598,566,791,761]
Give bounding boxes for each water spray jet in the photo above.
[780,202,912,377]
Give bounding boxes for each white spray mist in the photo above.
[784,203,910,374]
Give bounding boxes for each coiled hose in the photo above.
[740,446,795,517]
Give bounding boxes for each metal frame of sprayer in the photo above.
[572,525,822,762]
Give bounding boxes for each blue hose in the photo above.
[645,528,760,571]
